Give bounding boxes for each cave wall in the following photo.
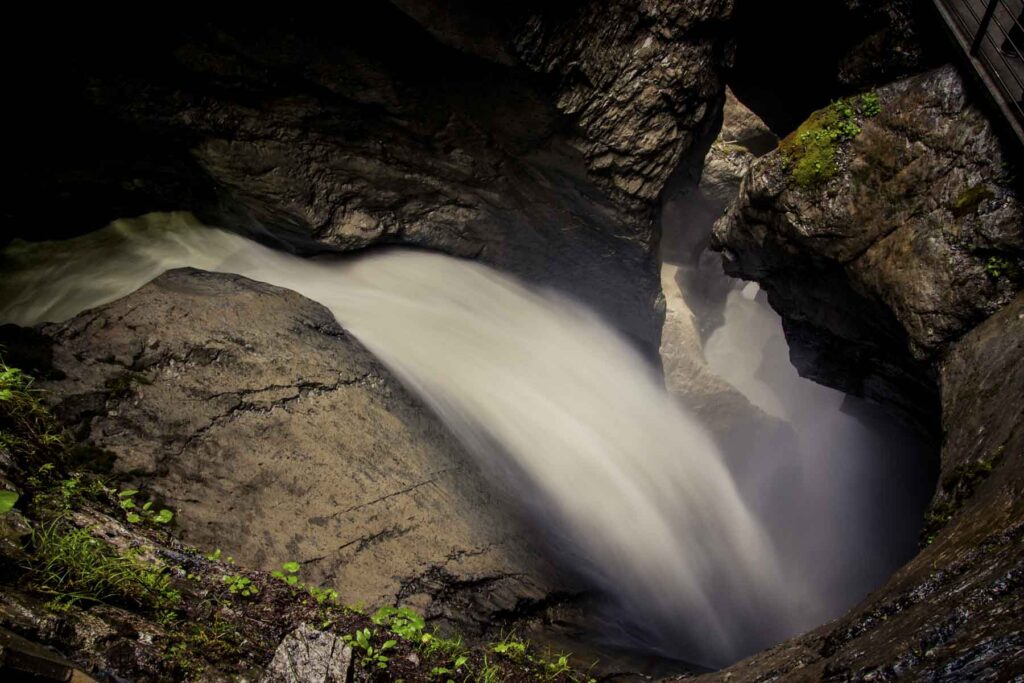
[2,3,735,351]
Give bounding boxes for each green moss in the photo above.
[779,93,881,188]
[952,184,996,218]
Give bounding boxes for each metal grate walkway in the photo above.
[933,0,1024,145]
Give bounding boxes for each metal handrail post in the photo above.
[972,0,1001,54]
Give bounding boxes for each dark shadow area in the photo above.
[728,0,947,135]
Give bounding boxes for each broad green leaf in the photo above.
[153,509,173,524]
[0,490,18,514]
[126,512,142,523]
[282,561,300,573]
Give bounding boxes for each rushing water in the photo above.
[0,211,923,668]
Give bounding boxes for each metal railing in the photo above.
[933,0,1024,145]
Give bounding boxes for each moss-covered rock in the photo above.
[779,94,880,188]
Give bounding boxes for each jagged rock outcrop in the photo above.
[713,65,1023,431]
[5,4,737,348]
[703,65,1024,682]
[514,0,732,212]
[31,269,569,630]
[659,89,780,431]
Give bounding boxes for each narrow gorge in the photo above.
[0,2,1020,681]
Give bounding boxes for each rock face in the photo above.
[703,65,1024,682]
[514,0,732,212]
[713,65,1023,431]
[659,89,780,432]
[5,4,736,349]
[35,269,567,629]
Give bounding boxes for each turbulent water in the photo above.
[0,213,812,666]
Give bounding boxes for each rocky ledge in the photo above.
[714,65,1023,432]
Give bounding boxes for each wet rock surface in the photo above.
[32,269,570,630]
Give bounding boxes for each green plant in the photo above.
[0,361,64,460]
[118,489,173,526]
[985,255,1014,278]
[541,652,573,680]
[343,627,396,670]
[422,632,467,659]
[0,490,18,514]
[860,92,882,117]
[491,632,528,662]
[430,653,468,681]
[476,655,501,683]
[271,560,301,586]
[372,605,427,642]
[307,585,339,605]
[31,519,179,609]
[222,573,259,598]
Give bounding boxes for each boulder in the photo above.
[700,64,1024,682]
[35,269,566,628]
[713,65,1023,431]
[261,624,351,683]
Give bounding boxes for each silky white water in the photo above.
[0,212,812,666]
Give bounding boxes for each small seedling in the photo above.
[222,573,259,598]
[492,633,528,662]
[372,605,426,642]
[308,585,339,605]
[118,489,173,526]
[271,560,301,586]
[343,627,396,670]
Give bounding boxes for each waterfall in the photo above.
[1,212,813,667]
